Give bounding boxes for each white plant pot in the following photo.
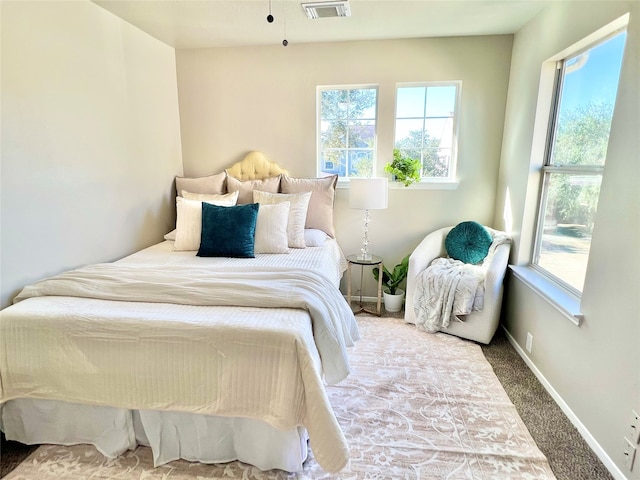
[383,288,405,313]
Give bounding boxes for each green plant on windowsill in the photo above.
[384,149,421,187]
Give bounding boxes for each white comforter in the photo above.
[0,241,358,473]
[14,263,358,385]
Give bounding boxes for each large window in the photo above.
[533,31,626,293]
[394,83,460,180]
[318,86,378,178]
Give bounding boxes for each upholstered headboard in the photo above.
[225,151,289,180]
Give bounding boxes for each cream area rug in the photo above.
[4,317,556,480]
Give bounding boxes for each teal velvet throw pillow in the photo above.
[197,202,259,258]
[445,221,492,265]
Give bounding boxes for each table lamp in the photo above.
[349,178,388,261]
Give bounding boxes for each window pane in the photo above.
[422,148,450,178]
[396,87,426,118]
[320,90,347,120]
[321,120,346,149]
[320,150,346,176]
[348,150,374,177]
[424,118,453,147]
[395,147,420,162]
[425,86,457,117]
[537,172,602,291]
[395,119,423,146]
[348,89,377,119]
[348,121,375,148]
[550,32,626,166]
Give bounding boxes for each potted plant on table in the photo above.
[373,254,410,313]
[384,149,421,187]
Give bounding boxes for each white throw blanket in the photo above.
[414,231,510,333]
[14,263,359,385]
[415,258,485,332]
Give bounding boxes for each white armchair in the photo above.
[404,226,511,344]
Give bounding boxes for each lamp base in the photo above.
[357,253,372,261]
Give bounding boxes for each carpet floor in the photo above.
[0,315,613,479]
[480,328,613,480]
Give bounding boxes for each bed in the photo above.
[0,152,358,474]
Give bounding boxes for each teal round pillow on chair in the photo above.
[445,221,492,264]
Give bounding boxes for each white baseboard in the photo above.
[501,326,629,480]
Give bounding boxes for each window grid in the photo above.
[317,86,378,178]
[394,83,460,181]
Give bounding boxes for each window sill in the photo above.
[389,180,459,190]
[336,179,459,190]
[509,265,583,326]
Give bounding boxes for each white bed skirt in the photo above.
[0,399,309,472]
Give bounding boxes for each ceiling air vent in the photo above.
[301,1,351,19]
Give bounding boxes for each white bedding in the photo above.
[0,239,357,473]
[13,263,357,385]
[1,398,309,471]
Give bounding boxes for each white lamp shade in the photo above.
[349,178,388,210]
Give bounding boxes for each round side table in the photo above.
[346,254,383,316]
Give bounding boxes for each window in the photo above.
[318,86,378,178]
[394,83,460,180]
[533,31,626,293]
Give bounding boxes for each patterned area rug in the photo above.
[4,317,556,479]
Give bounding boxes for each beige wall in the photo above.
[495,2,640,478]
[0,1,184,308]
[176,36,513,293]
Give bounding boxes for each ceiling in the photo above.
[93,0,550,49]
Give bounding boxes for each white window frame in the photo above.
[394,81,461,185]
[316,85,378,179]
[531,29,626,297]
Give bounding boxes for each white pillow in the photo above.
[174,197,238,251]
[181,190,239,205]
[253,190,311,249]
[254,202,290,254]
[304,228,329,247]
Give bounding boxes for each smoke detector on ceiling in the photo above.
[301,1,351,19]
